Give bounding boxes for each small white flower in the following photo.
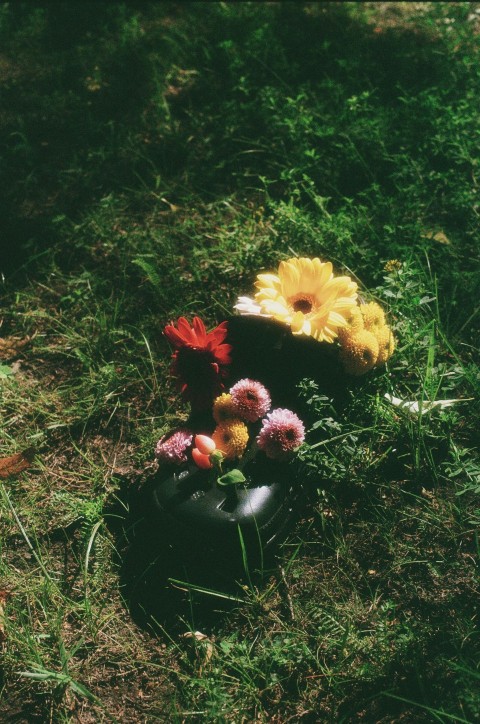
[233,296,269,316]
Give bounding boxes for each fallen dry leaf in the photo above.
[0,335,31,360]
[181,630,215,673]
[422,230,450,245]
[181,631,209,641]
[0,447,35,479]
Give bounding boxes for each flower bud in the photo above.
[194,434,216,456]
[192,447,213,469]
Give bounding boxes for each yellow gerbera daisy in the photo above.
[374,325,395,366]
[212,393,236,423]
[360,302,386,331]
[212,419,249,460]
[254,257,358,343]
[339,329,379,376]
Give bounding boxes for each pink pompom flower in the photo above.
[229,378,271,422]
[257,408,305,460]
[155,429,193,465]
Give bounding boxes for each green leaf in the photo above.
[217,469,246,486]
[0,365,13,378]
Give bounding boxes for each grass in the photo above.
[0,2,479,721]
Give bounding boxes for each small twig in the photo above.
[279,565,295,622]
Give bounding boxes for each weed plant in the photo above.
[0,2,479,721]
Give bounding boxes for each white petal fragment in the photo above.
[384,394,468,415]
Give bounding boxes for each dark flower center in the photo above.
[175,346,217,381]
[173,347,226,411]
[292,297,313,314]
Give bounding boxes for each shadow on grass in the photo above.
[0,2,457,275]
[110,473,256,636]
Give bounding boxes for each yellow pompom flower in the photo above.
[337,304,364,343]
[374,325,395,366]
[339,329,379,376]
[213,393,236,423]
[384,259,402,273]
[360,302,386,332]
[212,419,249,460]
[254,257,358,343]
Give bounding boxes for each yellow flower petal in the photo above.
[290,310,304,333]
[313,259,333,288]
[260,299,291,319]
[328,310,349,328]
[290,311,312,336]
[334,295,360,310]
[255,287,281,300]
[310,311,330,336]
[294,258,316,293]
[255,273,280,290]
[279,259,301,298]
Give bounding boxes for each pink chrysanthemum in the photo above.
[257,408,305,460]
[155,429,193,465]
[229,378,272,423]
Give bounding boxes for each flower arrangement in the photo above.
[156,256,394,489]
[155,377,305,487]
